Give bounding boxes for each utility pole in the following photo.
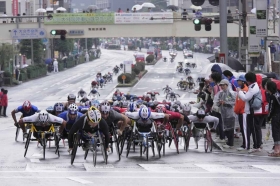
[241,0,249,72]
[219,0,228,65]
[31,39,34,65]
[238,0,242,62]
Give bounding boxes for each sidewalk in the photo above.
[212,124,275,157]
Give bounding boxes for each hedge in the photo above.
[108,44,121,50]
[146,54,155,63]
[132,66,140,75]
[135,62,145,71]
[117,72,136,84]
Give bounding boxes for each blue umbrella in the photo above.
[45,58,52,64]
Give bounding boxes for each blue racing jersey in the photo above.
[58,111,83,130]
[15,105,39,117]
[78,106,89,113]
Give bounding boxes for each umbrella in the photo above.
[227,57,246,72]
[62,56,68,60]
[166,5,178,10]
[56,7,67,12]
[45,58,52,65]
[142,2,156,8]
[46,7,54,12]
[190,5,202,10]
[251,8,256,14]
[87,5,99,10]
[36,8,46,13]
[132,4,142,11]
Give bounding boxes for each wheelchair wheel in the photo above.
[99,132,107,164]
[71,133,80,165]
[84,149,89,160]
[112,127,121,160]
[170,127,179,154]
[184,128,191,152]
[42,133,47,160]
[93,141,97,167]
[15,127,20,142]
[204,130,213,153]
[155,134,161,158]
[54,135,60,157]
[24,131,32,157]
[126,131,133,158]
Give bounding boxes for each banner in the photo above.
[114,12,173,24]
[248,17,260,56]
[12,0,18,16]
[256,0,268,37]
[44,13,115,24]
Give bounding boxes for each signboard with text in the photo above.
[12,0,18,16]
[124,61,133,74]
[256,0,268,37]
[248,17,260,56]
[11,28,46,39]
[114,12,173,24]
[44,13,115,25]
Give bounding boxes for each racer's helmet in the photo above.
[68,103,78,115]
[54,102,64,113]
[155,104,166,113]
[182,103,191,112]
[196,109,206,120]
[100,101,111,115]
[128,102,137,112]
[80,88,84,92]
[87,106,102,123]
[38,110,49,123]
[68,94,76,101]
[91,99,100,108]
[197,91,206,101]
[84,101,90,107]
[138,106,151,120]
[175,100,181,106]
[23,101,32,112]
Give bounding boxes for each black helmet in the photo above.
[68,94,76,101]
[197,91,206,101]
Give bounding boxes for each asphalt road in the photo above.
[1,50,280,186]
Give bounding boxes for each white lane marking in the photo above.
[43,88,48,90]
[137,87,148,89]
[68,177,93,184]
[195,164,239,173]
[139,164,180,172]
[252,165,280,173]
[32,154,42,157]
[180,94,186,99]
[35,91,41,93]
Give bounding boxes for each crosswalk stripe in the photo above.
[139,164,180,172]
[252,165,280,173]
[195,164,240,173]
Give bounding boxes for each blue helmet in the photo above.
[91,99,100,108]
[138,106,151,120]
[68,103,78,115]
[128,102,137,112]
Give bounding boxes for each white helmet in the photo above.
[68,103,78,115]
[87,107,102,123]
[175,100,181,106]
[139,106,151,120]
[100,101,111,114]
[38,110,49,123]
[182,103,191,112]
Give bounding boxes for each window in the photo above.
[0,1,6,13]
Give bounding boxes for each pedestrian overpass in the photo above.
[0,12,277,40]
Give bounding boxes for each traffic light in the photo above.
[193,18,201,31]
[191,0,205,6]
[204,18,213,31]
[208,0,219,6]
[50,30,67,40]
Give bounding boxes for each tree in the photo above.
[78,38,94,51]
[228,38,239,51]
[53,38,74,56]
[20,39,44,63]
[0,43,13,71]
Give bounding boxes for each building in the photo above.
[96,0,110,9]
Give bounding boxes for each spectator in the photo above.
[53,59,58,72]
[195,10,202,18]
[223,70,239,91]
[155,49,158,60]
[266,81,280,157]
[63,56,67,68]
[181,9,188,20]
[148,8,152,12]
[0,88,4,115]
[85,52,89,62]
[2,12,8,23]
[15,67,20,81]
[234,75,248,151]
[237,72,263,153]
[133,8,137,13]
[1,89,8,117]
[117,8,123,13]
[217,79,236,149]
[262,78,272,128]
[269,41,276,62]
[126,8,130,13]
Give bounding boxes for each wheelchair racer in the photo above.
[88,88,100,98]
[77,88,87,99]
[18,110,67,138]
[68,106,110,153]
[99,101,130,135]
[63,94,77,111]
[58,104,84,139]
[11,100,40,135]
[51,102,64,116]
[79,95,90,106]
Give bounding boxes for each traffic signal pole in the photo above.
[219,0,228,65]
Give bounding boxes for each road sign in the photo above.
[11,28,46,39]
[219,53,225,64]
[68,30,84,36]
[41,38,48,45]
[122,75,126,80]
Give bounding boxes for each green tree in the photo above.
[19,39,44,63]
[78,38,94,50]
[53,38,74,55]
[0,43,13,71]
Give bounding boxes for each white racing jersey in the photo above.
[23,113,64,124]
[125,111,165,120]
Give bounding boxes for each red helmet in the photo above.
[23,101,31,112]
[156,104,166,113]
